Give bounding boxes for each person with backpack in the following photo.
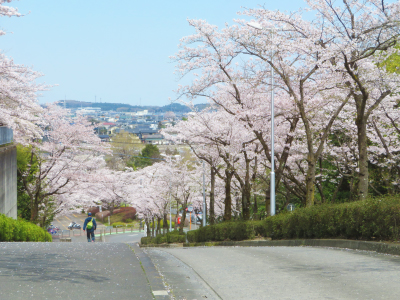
[83,212,97,242]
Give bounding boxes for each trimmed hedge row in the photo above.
[0,214,52,242]
[111,222,136,228]
[187,221,257,243]
[149,220,176,228]
[140,230,186,245]
[187,197,400,242]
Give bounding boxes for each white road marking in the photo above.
[153,290,168,296]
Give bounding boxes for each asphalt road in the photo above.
[0,240,166,300]
[145,246,400,300]
[6,221,400,299]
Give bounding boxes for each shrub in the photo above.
[140,237,156,245]
[112,222,126,228]
[149,220,175,228]
[166,230,186,243]
[187,196,400,243]
[0,214,52,242]
[190,221,257,243]
[155,234,167,244]
[140,230,186,245]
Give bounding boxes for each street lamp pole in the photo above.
[247,22,275,216]
[202,159,206,226]
[169,178,172,231]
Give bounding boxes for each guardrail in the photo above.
[0,126,13,146]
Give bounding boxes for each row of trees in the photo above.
[152,0,400,222]
[3,0,400,228]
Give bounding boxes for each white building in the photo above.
[76,107,102,115]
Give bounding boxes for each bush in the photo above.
[0,214,52,242]
[149,219,175,228]
[166,230,186,243]
[187,196,400,243]
[140,230,186,245]
[188,221,257,243]
[140,237,156,245]
[112,222,126,228]
[155,234,167,244]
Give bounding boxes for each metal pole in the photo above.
[169,178,172,231]
[270,34,276,217]
[202,159,206,226]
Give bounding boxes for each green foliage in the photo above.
[149,220,175,228]
[0,214,52,242]
[166,230,186,243]
[155,234,167,244]
[134,144,162,168]
[16,144,39,221]
[111,222,126,228]
[187,221,256,242]
[140,230,185,245]
[187,196,400,242]
[140,237,155,245]
[381,44,400,74]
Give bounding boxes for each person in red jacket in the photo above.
[83,212,97,242]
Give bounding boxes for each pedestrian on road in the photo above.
[83,212,97,242]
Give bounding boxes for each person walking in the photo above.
[83,212,97,242]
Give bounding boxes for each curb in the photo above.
[140,239,400,256]
[140,243,184,248]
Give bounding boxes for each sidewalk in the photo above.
[0,242,159,300]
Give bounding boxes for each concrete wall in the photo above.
[0,126,13,145]
[0,144,17,219]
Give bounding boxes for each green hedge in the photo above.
[0,214,52,242]
[187,197,400,242]
[149,220,175,228]
[187,221,257,243]
[140,230,186,245]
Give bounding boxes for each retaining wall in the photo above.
[0,127,17,219]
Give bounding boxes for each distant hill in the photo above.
[53,100,208,113]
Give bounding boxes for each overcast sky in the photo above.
[1,0,305,106]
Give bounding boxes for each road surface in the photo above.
[3,224,400,299]
[145,245,400,300]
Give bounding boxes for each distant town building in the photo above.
[76,107,101,115]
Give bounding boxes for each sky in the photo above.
[0,0,306,107]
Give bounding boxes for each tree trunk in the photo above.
[305,156,317,207]
[209,168,215,225]
[145,219,151,237]
[109,200,115,216]
[224,170,233,221]
[253,193,258,220]
[265,189,270,217]
[30,200,39,224]
[157,217,161,235]
[242,183,251,220]
[163,212,169,233]
[174,200,179,230]
[179,200,188,234]
[357,119,369,200]
[241,158,251,220]
[151,216,155,237]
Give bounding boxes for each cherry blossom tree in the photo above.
[172,0,400,206]
[17,105,109,225]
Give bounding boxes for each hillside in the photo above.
[54,100,207,113]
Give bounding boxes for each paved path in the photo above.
[5,228,400,300]
[145,246,400,300]
[0,241,165,300]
